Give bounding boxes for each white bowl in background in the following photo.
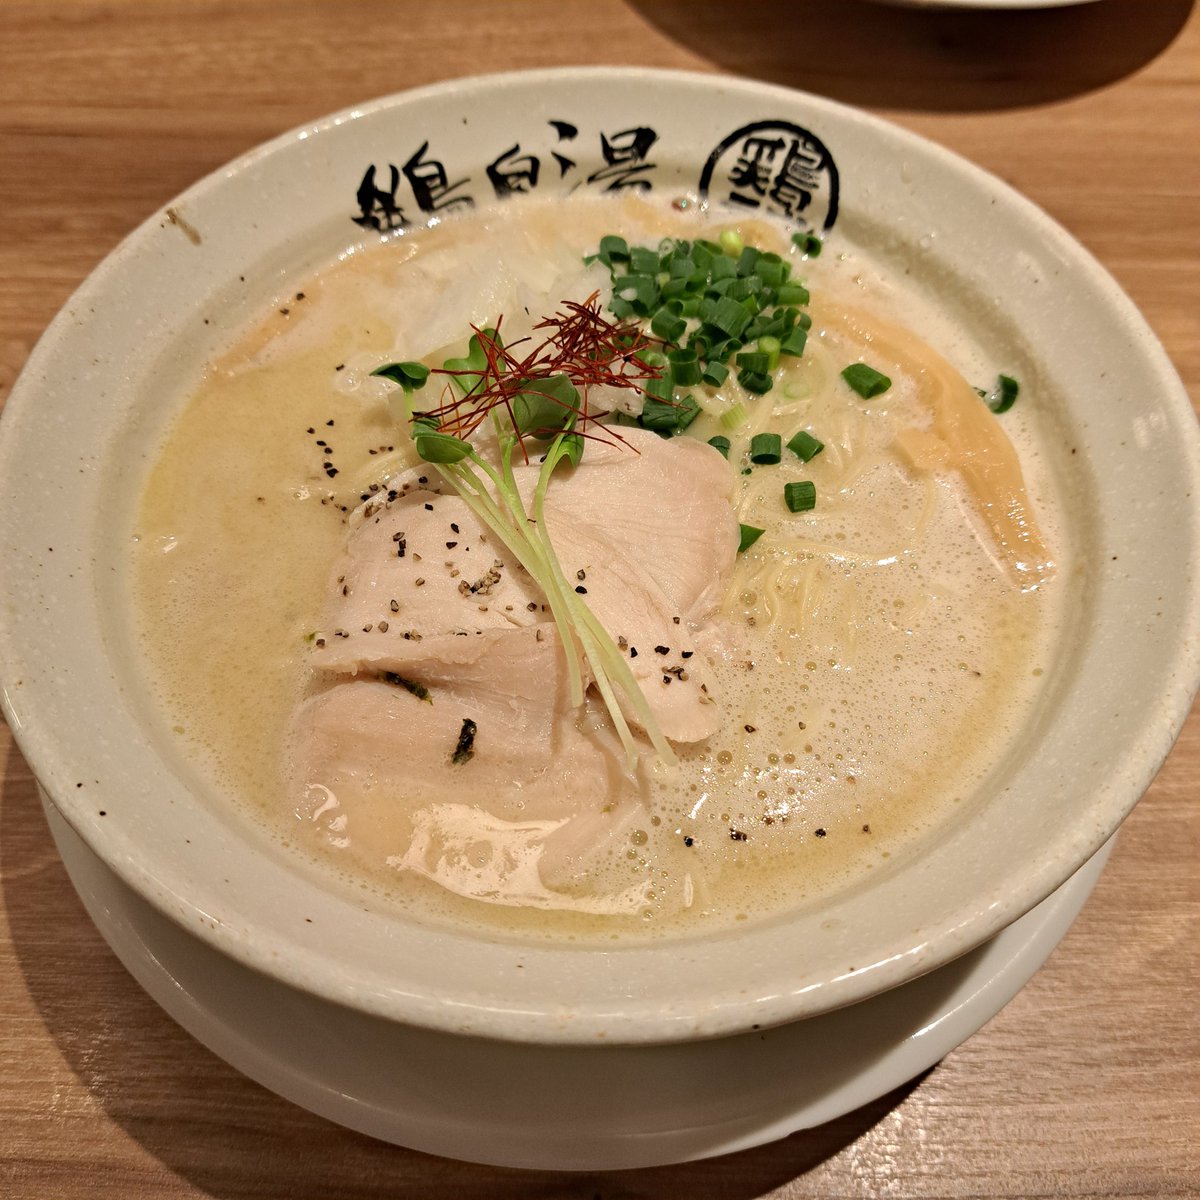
[871,1,1102,9]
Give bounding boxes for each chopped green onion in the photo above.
[695,295,718,326]
[642,373,672,404]
[630,280,662,314]
[674,394,701,431]
[738,523,765,552]
[988,374,1020,414]
[750,432,782,464]
[659,277,688,301]
[702,360,730,388]
[780,327,808,357]
[791,231,823,257]
[735,350,771,374]
[841,362,892,399]
[598,235,629,265]
[720,401,749,430]
[371,361,429,392]
[754,256,787,288]
[668,348,702,386]
[775,283,809,306]
[784,480,817,512]
[748,311,770,332]
[619,270,657,297]
[737,368,774,396]
[596,229,823,429]
[748,312,786,342]
[786,430,824,462]
[641,395,689,431]
[640,394,699,433]
[736,246,761,276]
[708,296,752,339]
[725,275,763,302]
[709,254,737,282]
[719,229,744,257]
[707,435,731,458]
[650,307,687,343]
[758,335,781,372]
[629,245,660,275]
[705,337,739,364]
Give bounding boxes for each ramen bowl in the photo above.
[1,70,1197,1069]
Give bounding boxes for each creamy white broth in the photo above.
[131,194,1064,941]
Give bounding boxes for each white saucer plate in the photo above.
[45,791,1114,1171]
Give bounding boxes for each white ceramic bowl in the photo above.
[1,68,1196,1046]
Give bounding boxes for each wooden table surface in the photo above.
[2,2,1197,1196]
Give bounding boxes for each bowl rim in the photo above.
[2,65,1198,1044]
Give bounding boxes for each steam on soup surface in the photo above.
[131,194,1063,941]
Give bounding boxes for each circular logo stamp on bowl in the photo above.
[699,120,840,233]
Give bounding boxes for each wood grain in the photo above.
[1,2,1197,1196]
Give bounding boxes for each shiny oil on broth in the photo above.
[130,194,1064,942]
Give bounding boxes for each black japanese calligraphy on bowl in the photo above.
[350,113,839,237]
[352,119,668,231]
